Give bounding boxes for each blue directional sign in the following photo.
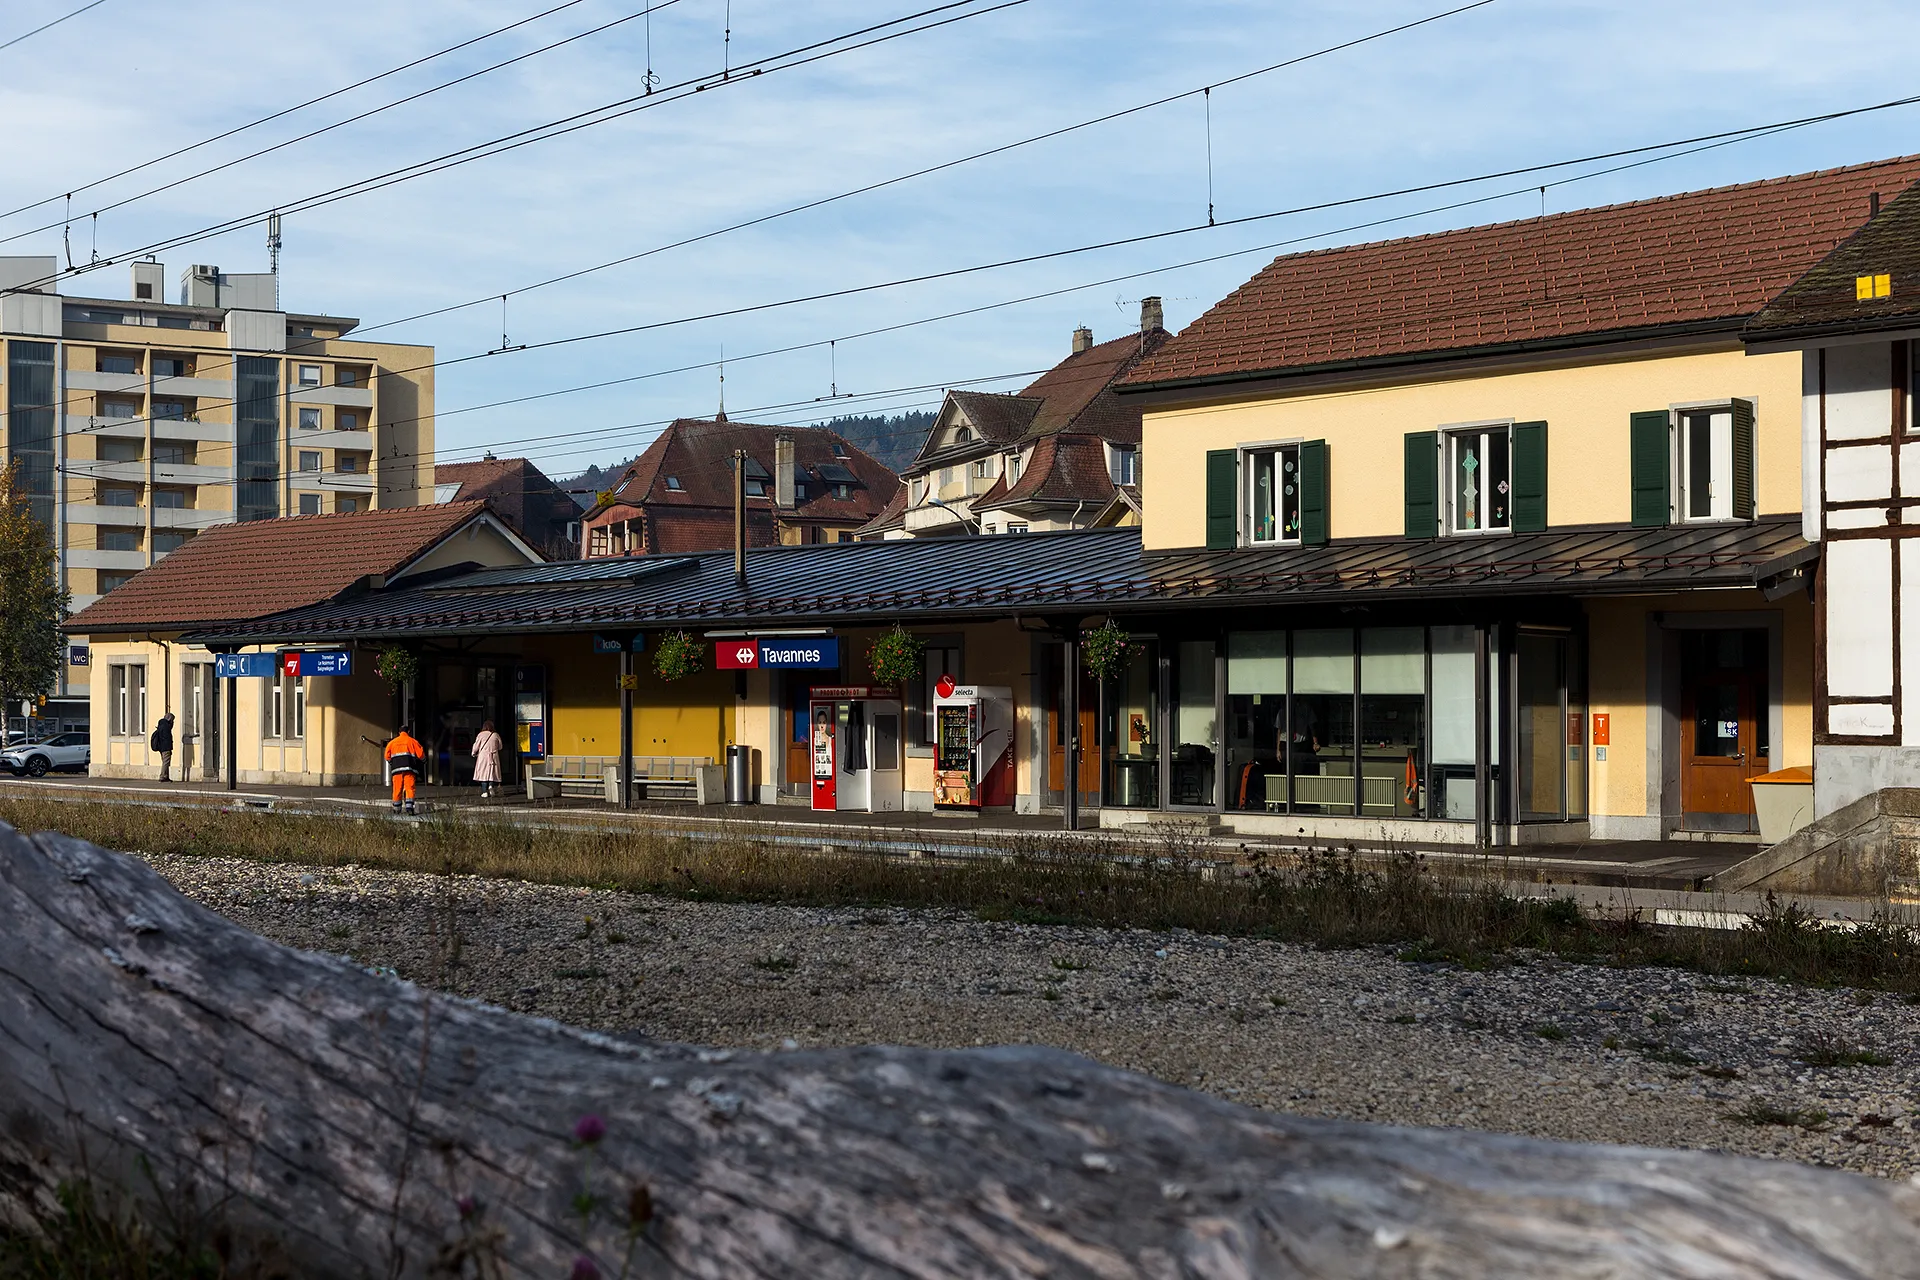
[298,650,352,677]
[755,637,838,669]
[215,653,276,678]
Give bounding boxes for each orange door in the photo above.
[1680,630,1767,831]
[1046,657,1099,797]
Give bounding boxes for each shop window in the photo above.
[1101,637,1159,808]
[1226,631,1287,810]
[108,664,146,736]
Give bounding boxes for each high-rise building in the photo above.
[0,255,435,729]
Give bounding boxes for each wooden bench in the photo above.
[526,755,721,804]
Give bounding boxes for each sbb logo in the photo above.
[716,641,763,670]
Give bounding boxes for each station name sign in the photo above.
[715,637,839,670]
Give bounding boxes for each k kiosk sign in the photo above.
[715,638,839,670]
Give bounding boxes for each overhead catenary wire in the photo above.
[354,0,1499,336]
[0,0,693,251]
[0,0,107,55]
[0,0,595,225]
[5,0,1031,289]
[47,88,1920,468]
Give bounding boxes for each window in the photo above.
[338,455,358,474]
[101,487,138,507]
[337,412,357,431]
[911,641,963,746]
[910,477,924,504]
[1680,407,1735,521]
[956,425,974,443]
[298,450,322,473]
[152,357,187,378]
[336,366,363,386]
[266,671,304,740]
[100,529,140,551]
[100,354,138,375]
[151,488,186,509]
[153,400,187,420]
[236,355,281,522]
[1242,445,1301,544]
[153,532,186,555]
[741,456,771,497]
[108,664,146,736]
[831,483,853,500]
[1007,522,1029,534]
[1445,424,1511,534]
[972,458,993,480]
[832,441,849,457]
[297,364,322,387]
[1006,452,1022,483]
[664,476,682,491]
[100,573,133,593]
[100,399,138,419]
[837,531,853,542]
[338,497,358,513]
[299,493,322,515]
[298,406,321,430]
[1109,444,1139,487]
[589,525,610,556]
[153,444,187,465]
[99,438,141,462]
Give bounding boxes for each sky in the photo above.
[2,0,1918,482]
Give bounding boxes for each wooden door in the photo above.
[1046,659,1099,798]
[1680,630,1767,831]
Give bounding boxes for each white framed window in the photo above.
[1005,452,1022,483]
[1444,422,1512,535]
[1241,443,1301,545]
[1678,407,1735,521]
[1109,444,1139,487]
[338,412,358,431]
[298,493,322,515]
[100,399,138,419]
[972,458,993,480]
[297,364,322,387]
[298,406,322,430]
[338,455,359,474]
[910,476,924,504]
[265,671,305,740]
[109,664,146,736]
[298,450,321,473]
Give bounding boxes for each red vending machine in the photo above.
[932,679,1014,811]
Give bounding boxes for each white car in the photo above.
[1,731,90,777]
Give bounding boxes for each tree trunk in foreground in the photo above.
[3,824,1918,1279]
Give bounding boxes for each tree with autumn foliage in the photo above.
[0,463,68,724]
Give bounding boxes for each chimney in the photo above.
[1140,296,1164,334]
[1072,326,1093,354]
[774,435,796,508]
[130,259,164,303]
[1871,191,1882,219]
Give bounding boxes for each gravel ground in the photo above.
[147,852,1920,1178]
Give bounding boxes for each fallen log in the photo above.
[2,823,1917,1278]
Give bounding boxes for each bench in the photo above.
[526,755,722,805]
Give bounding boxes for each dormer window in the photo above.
[741,456,772,497]
[1006,452,1022,482]
[832,441,849,458]
[956,425,974,443]
[665,476,683,491]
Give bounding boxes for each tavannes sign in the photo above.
[715,638,839,670]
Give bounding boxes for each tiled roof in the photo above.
[985,433,1117,509]
[854,483,910,538]
[591,419,899,524]
[946,391,1040,443]
[435,456,580,556]
[1123,155,1920,389]
[1746,177,1920,339]
[64,501,500,634]
[1022,329,1168,437]
[187,517,1811,643]
[646,507,777,554]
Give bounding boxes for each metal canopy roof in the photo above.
[185,518,1812,645]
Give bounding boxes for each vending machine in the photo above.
[809,686,904,813]
[932,680,1014,811]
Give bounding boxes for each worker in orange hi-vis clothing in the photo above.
[384,725,425,815]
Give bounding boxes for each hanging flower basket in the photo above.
[1080,619,1131,681]
[373,644,419,690]
[867,624,924,688]
[653,629,704,682]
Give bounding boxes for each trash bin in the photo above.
[726,743,754,805]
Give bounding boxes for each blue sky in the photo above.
[2,0,1917,479]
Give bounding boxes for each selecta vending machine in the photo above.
[932,678,1014,812]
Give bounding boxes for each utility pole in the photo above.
[734,448,748,593]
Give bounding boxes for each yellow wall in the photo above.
[1141,344,1803,549]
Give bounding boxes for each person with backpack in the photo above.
[384,724,425,815]
[150,712,176,783]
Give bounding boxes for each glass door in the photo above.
[1102,639,1160,808]
[1169,639,1219,806]
[1515,629,1584,822]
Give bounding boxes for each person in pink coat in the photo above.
[471,719,505,798]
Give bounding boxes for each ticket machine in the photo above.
[933,680,1014,811]
[809,686,904,812]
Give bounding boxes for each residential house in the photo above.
[64,501,537,786]
[580,417,898,557]
[865,301,1168,538]
[121,157,1916,845]
[436,455,581,559]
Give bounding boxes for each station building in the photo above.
[70,157,1920,845]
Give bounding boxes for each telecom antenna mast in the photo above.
[266,212,283,307]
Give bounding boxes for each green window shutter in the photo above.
[1731,398,1756,520]
[1403,430,1438,539]
[1299,439,1329,546]
[1510,420,1548,532]
[1629,410,1672,527]
[1204,449,1238,549]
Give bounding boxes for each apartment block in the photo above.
[0,255,435,721]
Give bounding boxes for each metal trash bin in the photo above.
[726,743,754,805]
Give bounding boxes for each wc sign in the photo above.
[715,638,839,669]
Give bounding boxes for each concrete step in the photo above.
[1711,787,1920,898]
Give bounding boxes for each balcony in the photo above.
[318,470,376,493]
[76,459,147,484]
[152,374,233,399]
[290,384,374,409]
[152,417,233,443]
[67,370,146,394]
[67,548,146,571]
[154,462,229,485]
[65,504,146,527]
[320,428,374,450]
[154,506,231,531]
